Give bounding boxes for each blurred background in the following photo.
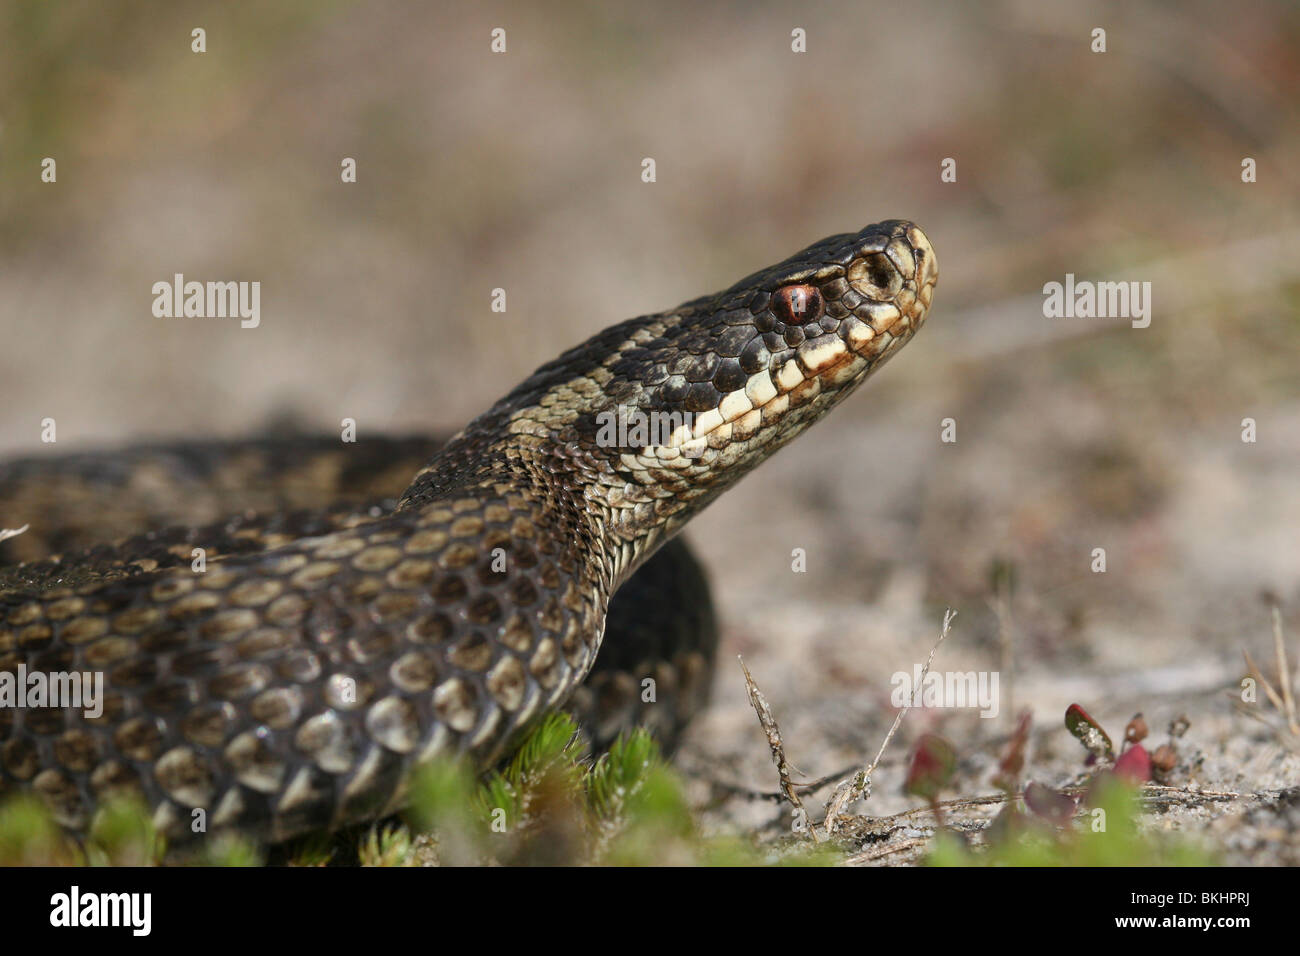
[2,1,1298,850]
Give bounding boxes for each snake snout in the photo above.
[906,222,938,311]
[838,220,937,355]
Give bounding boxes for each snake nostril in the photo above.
[868,259,894,288]
[771,284,824,326]
[848,253,903,300]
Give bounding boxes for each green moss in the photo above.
[357,825,415,868]
[86,795,162,866]
[0,795,79,865]
[198,833,263,867]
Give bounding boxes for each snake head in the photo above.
[586,220,937,466]
[439,220,937,577]
[691,218,937,423]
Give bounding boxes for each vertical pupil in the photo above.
[777,285,820,324]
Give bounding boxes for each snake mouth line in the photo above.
[623,350,876,468]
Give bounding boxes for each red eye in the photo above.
[771,284,824,325]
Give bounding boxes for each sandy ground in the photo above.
[2,1,1298,862]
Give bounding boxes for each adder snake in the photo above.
[0,220,937,844]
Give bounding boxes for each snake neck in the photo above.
[400,220,938,595]
[398,429,679,598]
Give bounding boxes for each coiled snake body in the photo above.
[0,221,936,844]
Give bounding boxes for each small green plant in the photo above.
[198,833,263,867]
[405,712,830,865]
[0,795,79,865]
[357,825,415,867]
[86,795,162,866]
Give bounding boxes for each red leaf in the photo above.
[1024,781,1076,826]
[1065,703,1114,759]
[1114,743,1152,783]
[992,710,1032,791]
[904,733,957,801]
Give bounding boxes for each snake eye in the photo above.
[771,284,824,326]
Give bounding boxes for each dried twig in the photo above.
[1241,607,1299,740]
[698,763,862,804]
[845,837,928,865]
[823,608,956,834]
[988,575,1015,725]
[0,524,30,544]
[1271,607,1299,737]
[739,655,816,840]
[876,783,1242,825]
[1242,650,1286,714]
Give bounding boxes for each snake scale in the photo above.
[0,220,937,845]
